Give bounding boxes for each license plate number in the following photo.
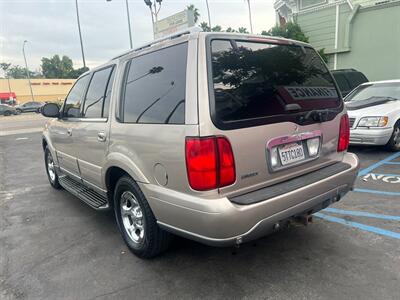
[278,143,305,166]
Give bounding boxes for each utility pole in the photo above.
[205,0,212,29]
[246,0,254,34]
[107,0,133,49]
[22,40,35,102]
[75,0,87,68]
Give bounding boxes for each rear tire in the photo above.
[16,109,22,114]
[44,146,61,189]
[114,176,172,258]
[386,122,400,151]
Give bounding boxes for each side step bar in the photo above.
[59,175,109,210]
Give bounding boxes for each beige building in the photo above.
[0,78,76,103]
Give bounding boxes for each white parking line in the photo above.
[0,127,43,136]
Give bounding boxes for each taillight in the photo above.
[338,114,350,152]
[185,136,236,191]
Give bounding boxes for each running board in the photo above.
[59,175,109,210]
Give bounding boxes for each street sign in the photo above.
[154,10,195,38]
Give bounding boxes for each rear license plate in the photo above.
[278,143,305,166]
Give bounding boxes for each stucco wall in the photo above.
[0,79,75,103]
[337,3,400,81]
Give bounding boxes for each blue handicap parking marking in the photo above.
[323,207,400,221]
[358,151,400,177]
[314,213,400,240]
[355,151,400,196]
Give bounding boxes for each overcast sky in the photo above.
[0,0,276,73]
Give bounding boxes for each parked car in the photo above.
[331,69,369,97]
[16,101,44,113]
[345,80,400,151]
[41,29,359,258]
[0,104,18,116]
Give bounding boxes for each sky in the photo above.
[0,0,276,73]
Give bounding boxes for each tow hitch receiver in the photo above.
[292,214,313,226]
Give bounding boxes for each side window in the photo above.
[102,68,115,118]
[63,75,89,118]
[123,42,187,124]
[333,73,351,93]
[83,67,114,118]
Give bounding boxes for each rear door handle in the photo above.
[97,132,106,142]
[67,128,72,136]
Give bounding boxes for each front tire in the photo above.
[386,122,400,151]
[44,146,61,189]
[4,111,11,116]
[114,176,172,258]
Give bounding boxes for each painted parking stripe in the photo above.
[358,151,400,177]
[314,213,400,239]
[323,207,400,221]
[384,161,400,165]
[353,188,400,196]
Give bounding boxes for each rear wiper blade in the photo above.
[298,109,337,123]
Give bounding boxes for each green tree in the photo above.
[41,55,74,79]
[5,65,39,79]
[262,22,309,43]
[200,21,211,32]
[226,27,237,33]
[186,4,200,23]
[262,22,329,63]
[238,27,249,34]
[211,25,222,32]
[0,63,11,77]
[41,55,87,79]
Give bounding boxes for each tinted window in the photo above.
[83,67,113,118]
[64,75,89,118]
[333,73,351,94]
[123,43,187,124]
[210,40,340,129]
[103,68,115,118]
[346,72,368,89]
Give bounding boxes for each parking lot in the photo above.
[1,114,399,299]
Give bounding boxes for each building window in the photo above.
[299,0,327,10]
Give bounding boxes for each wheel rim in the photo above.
[393,127,400,147]
[46,153,56,182]
[120,191,145,245]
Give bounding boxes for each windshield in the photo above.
[208,39,341,129]
[346,83,400,102]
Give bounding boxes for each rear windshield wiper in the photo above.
[298,109,338,124]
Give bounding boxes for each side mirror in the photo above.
[41,103,60,118]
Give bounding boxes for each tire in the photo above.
[44,146,61,189]
[16,109,22,114]
[114,176,172,258]
[4,111,11,116]
[386,121,400,151]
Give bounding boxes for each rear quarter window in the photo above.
[122,42,187,124]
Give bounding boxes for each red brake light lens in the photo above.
[338,114,350,152]
[185,136,236,191]
[217,137,236,187]
[185,137,217,191]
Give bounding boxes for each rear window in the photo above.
[332,73,351,94]
[209,39,341,129]
[346,72,368,89]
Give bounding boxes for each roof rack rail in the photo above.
[111,26,202,60]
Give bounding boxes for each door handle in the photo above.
[97,132,106,142]
[67,128,72,136]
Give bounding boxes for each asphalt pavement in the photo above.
[0,118,399,299]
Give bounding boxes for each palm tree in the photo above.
[187,4,200,24]
[200,21,211,32]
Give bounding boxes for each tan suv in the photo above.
[41,29,359,258]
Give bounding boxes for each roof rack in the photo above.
[111,27,202,60]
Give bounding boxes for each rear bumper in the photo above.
[350,128,393,146]
[141,152,359,246]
